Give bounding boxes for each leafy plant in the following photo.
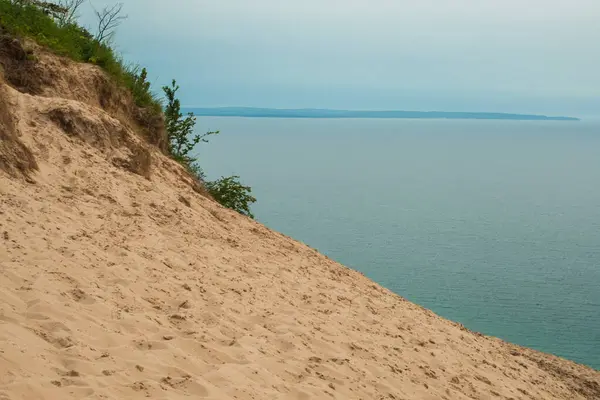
[162,79,218,164]
[187,161,206,182]
[126,66,160,109]
[205,176,256,219]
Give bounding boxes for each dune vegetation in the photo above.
[0,0,255,217]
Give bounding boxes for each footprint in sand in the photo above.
[69,288,96,305]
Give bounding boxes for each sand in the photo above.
[1,49,599,400]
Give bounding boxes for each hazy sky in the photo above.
[81,1,600,116]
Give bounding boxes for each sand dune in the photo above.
[1,47,599,400]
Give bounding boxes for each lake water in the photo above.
[194,117,600,370]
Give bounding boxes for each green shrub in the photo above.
[162,79,218,164]
[187,161,206,182]
[125,65,162,111]
[205,176,256,219]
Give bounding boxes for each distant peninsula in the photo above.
[184,107,579,121]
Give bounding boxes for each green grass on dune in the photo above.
[0,0,161,113]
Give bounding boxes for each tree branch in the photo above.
[93,3,127,44]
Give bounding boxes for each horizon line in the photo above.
[182,106,580,121]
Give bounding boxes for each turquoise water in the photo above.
[195,117,600,370]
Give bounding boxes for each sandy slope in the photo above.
[1,56,600,400]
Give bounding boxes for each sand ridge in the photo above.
[1,60,600,400]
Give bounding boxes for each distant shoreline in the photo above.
[183,107,580,121]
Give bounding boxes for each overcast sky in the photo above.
[81,1,599,116]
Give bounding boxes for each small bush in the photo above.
[187,161,206,182]
[205,176,256,219]
[163,79,218,164]
[125,65,162,111]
